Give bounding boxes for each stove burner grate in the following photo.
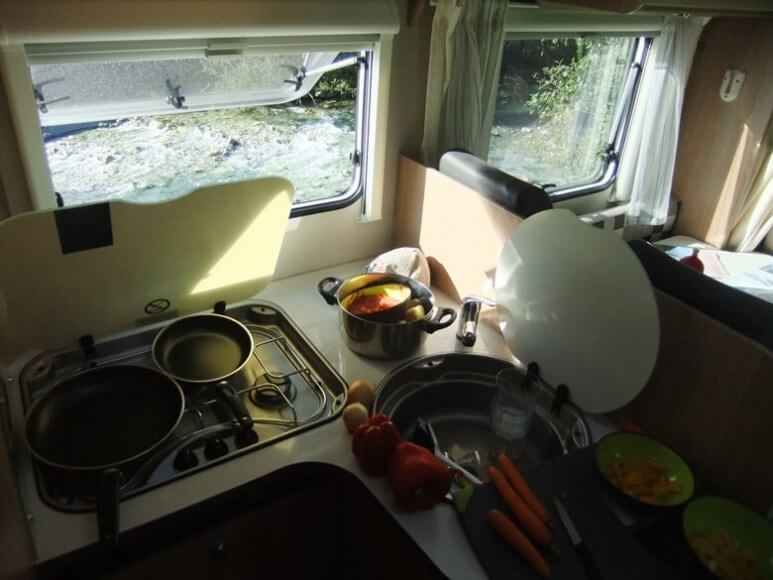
[17,302,344,513]
[248,381,297,408]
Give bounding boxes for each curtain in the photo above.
[727,119,773,252]
[421,0,507,168]
[615,15,708,226]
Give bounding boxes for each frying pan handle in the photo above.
[421,307,457,334]
[318,277,343,305]
[215,381,254,431]
[97,468,121,547]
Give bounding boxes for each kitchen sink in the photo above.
[37,463,445,580]
[375,353,591,480]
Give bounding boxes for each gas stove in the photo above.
[16,301,347,512]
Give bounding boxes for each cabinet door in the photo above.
[103,484,338,580]
[0,424,35,580]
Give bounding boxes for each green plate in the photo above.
[683,496,773,580]
[595,432,694,506]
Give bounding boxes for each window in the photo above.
[27,44,372,216]
[489,36,649,199]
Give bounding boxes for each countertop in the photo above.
[9,259,612,578]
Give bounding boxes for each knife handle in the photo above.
[577,541,604,580]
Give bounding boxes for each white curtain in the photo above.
[421,0,507,168]
[727,121,773,252]
[616,15,708,226]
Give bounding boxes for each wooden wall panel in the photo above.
[393,156,522,302]
[392,155,427,250]
[624,290,773,514]
[673,18,773,247]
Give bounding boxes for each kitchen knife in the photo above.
[554,496,604,580]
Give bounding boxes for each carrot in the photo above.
[487,465,552,546]
[497,453,551,524]
[488,509,551,578]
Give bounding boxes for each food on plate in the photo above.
[342,402,370,433]
[351,413,401,476]
[488,465,552,546]
[341,283,411,316]
[687,528,762,580]
[488,509,551,578]
[347,378,376,407]
[605,456,681,504]
[389,441,452,511]
[497,453,551,524]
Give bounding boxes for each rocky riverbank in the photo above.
[45,103,356,206]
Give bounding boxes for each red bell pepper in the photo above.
[351,414,401,476]
[389,442,452,511]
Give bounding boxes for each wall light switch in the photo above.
[720,69,746,102]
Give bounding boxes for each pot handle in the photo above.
[421,307,457,334]
[97,468,121,547]
[215,381,254,431]
[318,277,343,305]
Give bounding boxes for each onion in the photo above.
[342,403,370,433]
[347,379,376,407]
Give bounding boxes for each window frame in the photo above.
[491,34,652,201]
[15,39,375,218]
[290,50,371,218]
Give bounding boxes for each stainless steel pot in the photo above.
[318,273,457,360]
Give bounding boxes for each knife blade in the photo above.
[554,497,604,580]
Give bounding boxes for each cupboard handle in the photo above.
[211,541,228,560]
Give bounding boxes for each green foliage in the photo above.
[491,37,634,186]
[312,65,357,102]
[524,38,603,120]
[497,38,580,115]
[525,60,585,120]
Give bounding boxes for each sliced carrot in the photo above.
[488,465,552,546]
[488,509,551,578]
[497,453,551,524]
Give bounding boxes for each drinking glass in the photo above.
[490,367,539,459]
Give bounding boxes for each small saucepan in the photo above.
[318,272,457,360]
[152,308,254,430]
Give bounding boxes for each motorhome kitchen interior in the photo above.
[0,1,771,579]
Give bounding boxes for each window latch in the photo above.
[165,78,187,110]
[33,78,69,113]
[601,145,618,163]
[282,55,362,93]
[282,65,305,92]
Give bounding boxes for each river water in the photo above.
[44,103,356,207]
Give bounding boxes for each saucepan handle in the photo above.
[421,307,457,334]
[97,468,121,547]
[317,277,343,306]
[215,381,254,431]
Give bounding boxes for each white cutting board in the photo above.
[0,177,293,362]
[495,209,659,414]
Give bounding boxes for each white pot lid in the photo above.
[495,209,659,414]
